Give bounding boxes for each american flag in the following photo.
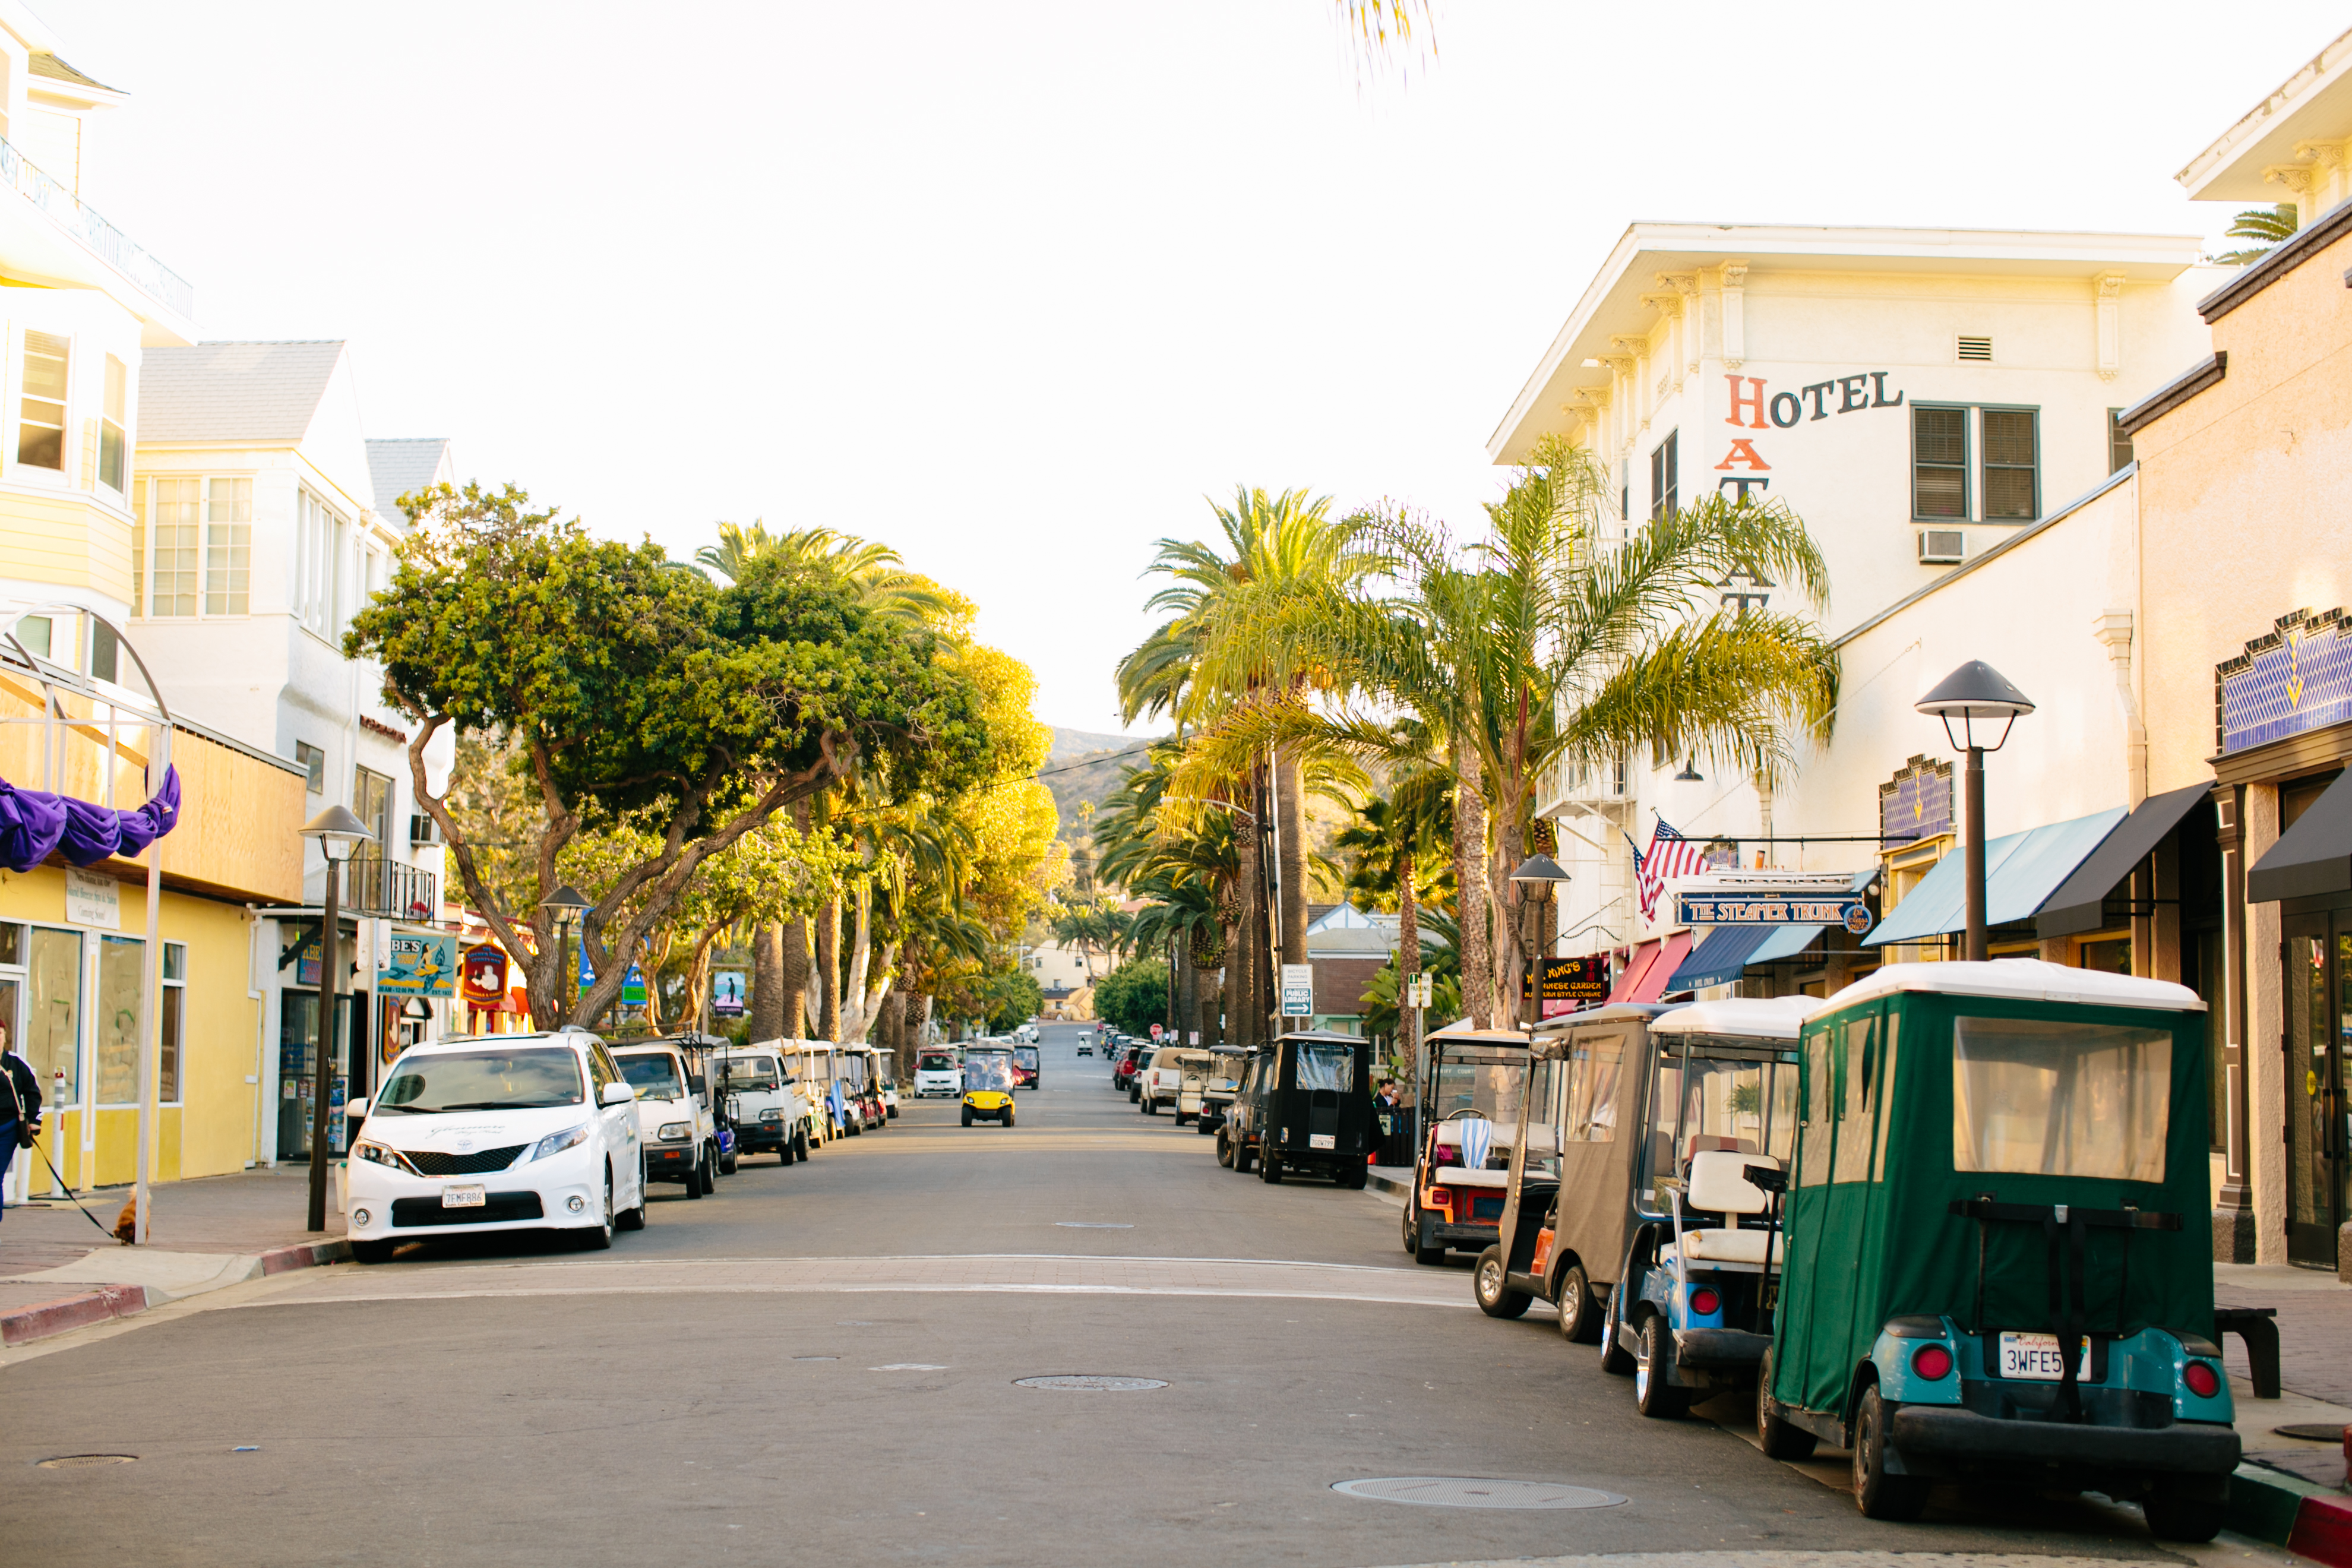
[1630,818,1709,922]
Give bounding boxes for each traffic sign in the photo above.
[1280,963,1314,1017]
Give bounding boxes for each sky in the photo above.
[39,0,2350,735]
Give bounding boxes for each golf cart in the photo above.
[1221,1032,1373,1187]
[1756,962,2238,1538]
[1402,1021,1535,1267]
[961,1049,1017,1127]
[1196,1045,1248,1136]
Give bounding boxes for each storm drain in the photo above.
[1014,1374,1167,1392]
[36,1455,136,1469]
[1331,1477,1627,1510]
[2276,1424,2350,1441]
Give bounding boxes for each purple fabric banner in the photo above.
[0,765,181,873]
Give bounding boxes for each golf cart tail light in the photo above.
[1689,1287,1721,1317]
[567,1195,586,1213]
[2183,1360,2221,1398]
[1911,1344,1954,1381]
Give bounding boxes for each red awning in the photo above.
[1607,941,1660,1003]
[1623,931,1696,1003]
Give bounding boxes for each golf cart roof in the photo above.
[1807,959,2206,1020]
[1272,1030,1366,1045]
[1649,996,1815,1041]
[1421,1019,1534,1050]
[1531,1003,1676,1035]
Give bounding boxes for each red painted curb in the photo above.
[0,1282,151,1345]
[257,1238,349,1275]
[2289,1493,2352,1568]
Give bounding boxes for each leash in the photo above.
[24,1136,119,1239]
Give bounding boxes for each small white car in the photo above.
[712,1044,812,1164]
[346,1029,647,1261]
[613,1042,721,1196]
[913,1048,960,1097]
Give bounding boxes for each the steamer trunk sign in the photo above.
[1677,893,1874,934]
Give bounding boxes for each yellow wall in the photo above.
[0,486,132,603]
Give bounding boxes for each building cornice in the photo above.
[2116,351,2227,437]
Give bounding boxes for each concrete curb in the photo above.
[2226,1460,2352,1564]
[0,1236,348,1347]
[1365,1166,1411,1200]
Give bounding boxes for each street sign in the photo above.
[1188,1030,1200,1045]
[1675,891,1874,933]
[1149,1023,1162,1039]
[1280,963,1314,1017]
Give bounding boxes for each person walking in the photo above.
[0,1022,41,1219]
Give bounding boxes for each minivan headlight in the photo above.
[353,1140,407,1171]
[529,1124,590,1161]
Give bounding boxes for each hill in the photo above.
[1040,728,1162,861]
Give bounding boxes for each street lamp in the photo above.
[542,883,593,1025]
[1915,660,2035,964]
[1509,853,1574,1030]
[300,804,375,1234]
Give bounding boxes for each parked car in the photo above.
[613,1041,722,1197]
[1112,1044,1147,1093]
[345,1028,648,1260]
[1139,1048,1212,1121]
[712,1042,813,1165]
[914,1047,962,1097]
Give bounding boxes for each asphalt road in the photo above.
[0,1024,2268,1567]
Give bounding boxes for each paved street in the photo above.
[0,1026,2304,1567]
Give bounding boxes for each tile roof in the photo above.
[30,55,118,94]
[137,341,346,444]
[365,437,450,522]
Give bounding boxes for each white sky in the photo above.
[40,1,2347,735]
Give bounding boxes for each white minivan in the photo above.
[712,1042,813,1164]
[613,1041,720,1196]
[346,1029,647,1261]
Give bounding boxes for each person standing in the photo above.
[0,1022,40,1218]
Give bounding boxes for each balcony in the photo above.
[0,134,194,328]
[334,855,439,924]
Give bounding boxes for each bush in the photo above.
[1092,959,1168,1036]
[978,970,1044,1033]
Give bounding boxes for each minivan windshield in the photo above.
[1952,1015,2171,1181]
[617,1053,685,1100]
[378,1048,583,1113]
[719,1056,779,1092]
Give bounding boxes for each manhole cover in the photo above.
[36,1455,137,1469]
[1332,1477,1627,1509]
[1015,1374,1168,1392]
[1055,1222,1133,1228]
[2275,1423,2350,1442]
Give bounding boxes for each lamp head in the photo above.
[1915,660,2035,753]
[1674,759,1704,782]
[540,883,593,927]
[1509,852,1572,897]
[300,804,375,864]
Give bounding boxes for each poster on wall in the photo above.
[377,931,457,997]
[65,868,118,929]
[710,969,747,1017]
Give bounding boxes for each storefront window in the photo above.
[161,941,185,1103]
[27,926,79,1103]
[97,935,144,1105]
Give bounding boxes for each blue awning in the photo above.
[1864,807,2127,948]
[1665,924,1780,991]
[1748,924,1825,965]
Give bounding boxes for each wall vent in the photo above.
[1917,529,1965,565]
[1956,335,1993,362]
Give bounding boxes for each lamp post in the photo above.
[1509,852,1573,1029]
[542,883,593,1027]
[1915,661,2035,963]
[301,804,375,1234]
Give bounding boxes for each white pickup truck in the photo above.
[1139,1048,1213,1124]
[710,1044,814,1165]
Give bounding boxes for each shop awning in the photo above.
[2250,769,2352,903]
[1626,931,1696,1001]
[1864,807,2127,948]
[1748,924,1826,965]
[2037,782,2214,938]
[1665,925,1778,991]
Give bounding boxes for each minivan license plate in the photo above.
[1309,1134,1335,1149]
[1999,1331,2088,1380]
[441,1185,486,1208]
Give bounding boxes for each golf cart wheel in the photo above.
[1475,1245,1533,1319]
[1218,1131,1235,1169]
[1339,1158,1368,1190]
[1598,1289,1635,1376]
[1004,1108,1016,1127]
[1259,1150,1282,1184]
[2142,1492,2224,1544]
[1235,1139,1255,1174]
[1556,1264,1602,1343]
[962,1108,974,1127]
[720,1146,738,1175]
[1756,1349,1817,1459]
[1635,1315,1687,1418]
[1851,1384,1928,1520]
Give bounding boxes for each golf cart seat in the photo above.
[1671,1226,1782,1265]
[1434,1166,1511,1188]
[1433,1118,1511,1170]
[1666,1150,1782,1266]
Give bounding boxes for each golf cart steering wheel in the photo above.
[1441,1107,1490,1122]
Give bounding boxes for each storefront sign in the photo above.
[710,969,747,1017]
[64,868,118,929]
[377,931,457,997]
[459,943,509,1007]
[2218,606,2352,755]
[1676,892,1873,933]
[1880,754,1955,843]
[1520,955,1610,1017]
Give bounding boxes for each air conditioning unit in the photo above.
[1917,529,1965,565]
[409,813,444,846]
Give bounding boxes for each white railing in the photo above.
[0,135,194,319]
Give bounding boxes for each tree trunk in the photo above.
[1397,849,1420,1104]
[1274,748,1309,982]
[840,882,874,1041]
[877,991,905,1064]
[779,915,810,1041]
[908,993,932,1048]
[1453,747,1493,1030]
[816,898,840,1040]
[1492,776,1527,1030]
[751,922,783,1039]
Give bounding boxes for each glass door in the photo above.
[2283,915,2348,1267]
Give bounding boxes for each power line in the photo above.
[1033,741,1163,779]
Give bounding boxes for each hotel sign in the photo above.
[2218,607,2352,756]
[1880,754,1955,843]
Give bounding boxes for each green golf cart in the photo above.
[1757,960,2240,1539]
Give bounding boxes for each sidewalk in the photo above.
[0,1165,346,1345]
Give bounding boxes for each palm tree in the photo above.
[2212,204,2297,265]
[1332,758,1454,1087]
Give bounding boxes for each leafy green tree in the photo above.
[350,482,988,1027]
[1093,957,1171,1037]
[975,966,1044,1033]
[2212,203,2297,265]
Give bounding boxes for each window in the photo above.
[99,354,127,491]
[97,934,143,1105]
[1797,1026,1834,1187]
[204,478,253,615]
[354,765,393,848]
[1981,409,2038,519]
[1912,406,1967,519]
[1649,429,1678,521]
[1831,1017,1877,1183]
[26,925,78,1105]
[1560,1032,1623,1143]
[161,941,185,1102]
[90,619,117,684]
[296,741,325,795]
[295,489,346,637]
[15,614,49,659]
[18,328,67,470]
[139,478,201,617]
[1951,1014,2170,1181]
